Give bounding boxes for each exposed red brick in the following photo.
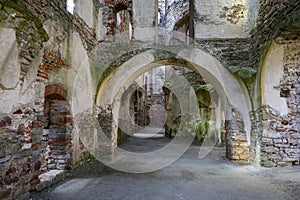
[25,126,31,133]
[18,125,26,135]
[59,111,70,115]
[276,127,286,132]
[0,121,6,127]
[37,51,69,81]
[45,84,67,100]
[0,117,12,127]
[6,166,17,174]
[48,139,70,145]
[32,142,42,151]
[107,22,116,26]
[65,117,73,123]
[105,0,115,5]
[13,109,23,114]
[37,73,49,80]
[33,121,44,128]
[30,178,40,192]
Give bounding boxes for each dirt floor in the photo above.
[30,128,300,200]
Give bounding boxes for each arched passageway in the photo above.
[84,47,252,172]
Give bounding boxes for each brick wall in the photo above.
[226,107,249,162]
[101,0,133,36]
[258,31,300,167]
[0,108,36,199]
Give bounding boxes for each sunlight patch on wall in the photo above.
[67,0,75,14]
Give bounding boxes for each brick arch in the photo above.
[45,84,68,100]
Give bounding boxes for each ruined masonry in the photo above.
[0,0,299,199]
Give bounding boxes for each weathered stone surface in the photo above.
[74,0,94,28]
[225,107,249,163]
[253,30,300,167]
[0,187,13,199]
[0,0,299,199]
[0,28,20,89]
[194,0,259,38]
[36,170,64,192]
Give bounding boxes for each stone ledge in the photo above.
[36,170,65,192]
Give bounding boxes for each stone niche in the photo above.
[42,84,72,171]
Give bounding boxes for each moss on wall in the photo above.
[0,0,48,40]
[117,128,131,145]
[195,121,210,142]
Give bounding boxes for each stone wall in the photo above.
[191,1,300,88]
[256,30,300,167]
[195,39,254,80]
[193,0,259,39]
[226,107,249,162]
[256,106,299,167]
[0,83,72,199]
[250,0,300,72]
[101,0,133,36]
[0,108,35,200]
[0,1,76,198]
[0,0,299,199]
[96,105,116,160]
[43,84,72,171]
[1,0,49,76]
[43,99,72,170]
[163,0,189,31]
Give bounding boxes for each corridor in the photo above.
[31,128,300,200]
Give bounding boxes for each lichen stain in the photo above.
[220,4,246,24]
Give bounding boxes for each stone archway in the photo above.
[95,47,251,163]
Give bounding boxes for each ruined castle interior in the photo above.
[0,0,299,199]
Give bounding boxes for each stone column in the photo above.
[225,107,249,162]
[96,105,116,160]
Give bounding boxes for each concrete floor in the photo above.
[31,127,300,200]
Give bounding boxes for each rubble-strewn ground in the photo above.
[31,128,300,200]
